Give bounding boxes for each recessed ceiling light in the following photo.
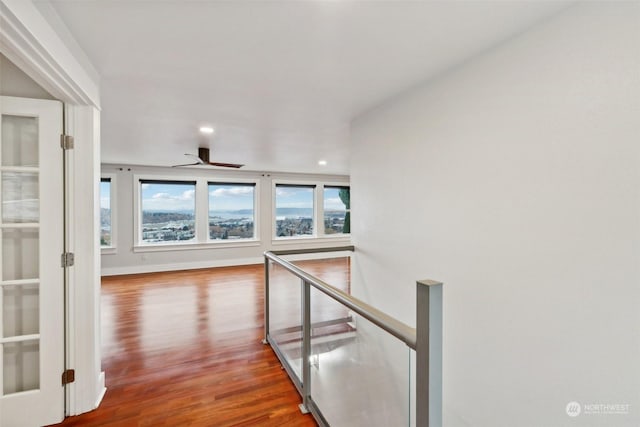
[199,126,214,134]
[318,160,327,166]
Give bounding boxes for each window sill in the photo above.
[133,239,261,253]
[271,235,351,246]
[101,247,117,255]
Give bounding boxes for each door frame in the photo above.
[1,0,104,416]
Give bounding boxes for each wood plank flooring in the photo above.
[52,258,350,427]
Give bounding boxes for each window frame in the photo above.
[100,173,116,254]
[133,174,261,252]
[323,185,350,236]
[207,178,260,243]
[272,179,350,243]
[135,176,198,247]
[273,182,317,240]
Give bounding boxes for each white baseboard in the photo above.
[95,371,106,408]
[101,256,263,276]
[101,252,352,276]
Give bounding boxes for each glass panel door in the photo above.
[0,96,64,426]
[1,114,41,396]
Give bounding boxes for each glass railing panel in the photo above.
[292,256,351,292]
[309,286,411,427]
[409,349,416,427]
[267,260,303,382]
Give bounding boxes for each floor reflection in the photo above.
[54,258,349,426]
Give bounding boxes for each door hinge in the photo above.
[60,134,74,150]
[62,369,75,385]
[61,252,75,267]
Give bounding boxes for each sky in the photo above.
[275,186,313,209]
[274,186,346,210]
[138,183,256,212]
[141,182,196,211]
[114,182,348,212]
[209,184,254,211]
[323,187,348,211]
[100,181,110,209]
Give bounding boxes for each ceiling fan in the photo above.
[172,147,244,169]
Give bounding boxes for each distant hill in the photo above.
[138,208,325,222]
[142,211,194,223]
[275,208,313,217]
[209,209,254,216]
[209,208,313,218]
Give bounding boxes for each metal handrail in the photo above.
[264,250,417,349]
[269,245,355,256]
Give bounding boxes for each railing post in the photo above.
[416,280,443,427]
[263,257,270,344]
[300,278,311,414]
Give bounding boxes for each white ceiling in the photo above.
[45,0,570,175]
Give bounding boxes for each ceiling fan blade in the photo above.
[208,161,244,169]
[175,148,242,168]
[171,162,201,167]
[184,153,205,164]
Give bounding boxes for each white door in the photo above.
[0,96,64,427]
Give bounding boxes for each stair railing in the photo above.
[264,246,442,427]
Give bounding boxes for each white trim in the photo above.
[94,371,106,409]
[322,184,350,236]
[0,1,103,419]
[0,0,100,107]
[273,180,317,239]
[207,178,260,243]
[64,104,103,416]
[101,250,352,277]
[133,240,260,253]
[63,103,75,417]
[133,174,262,248]
[133,174,198,246]
[195,175,208,242]
[101,256,264,277]
[272,178,350,240]
[271,235,351,246]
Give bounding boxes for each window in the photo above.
[100,177,113,247]
[324,186,350,234]
[208,182,256,240]
[131,175,347,249]
[275,184,315,238]
[140,180,196,244]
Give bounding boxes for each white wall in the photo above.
[351,3,639,427]
[0,53,55,99]
[101,164,350,275]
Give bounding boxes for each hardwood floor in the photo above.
[52,258,350,427]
